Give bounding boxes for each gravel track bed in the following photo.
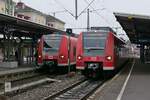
[8,73,84,100]
[11,75,47,87]
[53,80,102,100]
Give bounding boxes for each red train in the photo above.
[76,27,128,78]
[37,32,77,73]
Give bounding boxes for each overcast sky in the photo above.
[13,0,150,40]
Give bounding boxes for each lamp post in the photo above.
[66,28,72,73]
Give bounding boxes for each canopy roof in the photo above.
[114,12,150,44]
[0,13,62,38]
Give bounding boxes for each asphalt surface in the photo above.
[88,60,132,100]
[122,59,150,100]
[89,59,150,100]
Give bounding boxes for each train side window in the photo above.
[73,47,76,60]
[116,47,120,56]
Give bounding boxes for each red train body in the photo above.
[76,27,128,78]
[37,32,77,72]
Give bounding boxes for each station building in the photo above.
[0,0,15,15]
[46,15,65,31]
[0,1,65,68]
[15,2,65,30]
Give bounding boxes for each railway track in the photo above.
[43,79,105,100]
[8,73,84,100]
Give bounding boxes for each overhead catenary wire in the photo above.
[49,10,67,14]
[83,0,122,37]
[84,0,112,26]
[49,10,68,16]
[83,0,124,34]
[52,0,104,20]
[78,0,96,18]
[54,0,75,17]
[82,8,106,13]
[51,0,123,35]
[85,0,127,35]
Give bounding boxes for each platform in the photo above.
[89,59,150,100]
[121,59,150,100]
[0,64,39,83]
[0,64,36,75]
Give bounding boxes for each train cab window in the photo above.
[83,32,107,56]
[43,34,62,54]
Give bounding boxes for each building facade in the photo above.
[15,2,65,30]
[15,2,46,25]
[0,0,15,15]
[46,15,65,30]
[0,1,65,30]
[0,0,5,14]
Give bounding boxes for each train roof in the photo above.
[114,12,150,44]
[82,27,126,44]
[46,31,78,38]
[90,27,116,34]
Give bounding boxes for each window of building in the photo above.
[1,8,4,11]
[1,8,4,13]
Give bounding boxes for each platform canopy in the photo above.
[114,12,150,44]
[0,13,63,38]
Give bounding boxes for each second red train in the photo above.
[37,32,77,73]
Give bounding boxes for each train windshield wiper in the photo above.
[49,48,59,50]
[44,48,58,51]
[85,47,104,50]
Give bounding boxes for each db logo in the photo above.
[91,57,97,60]
[48,56,53,59]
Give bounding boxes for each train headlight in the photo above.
[38,39,40,43]
[106,56,112,61]
[77,56,82,60]
[60,55,64,59]
[38,55,42,58]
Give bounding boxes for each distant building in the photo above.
[0,0,5,14]
[46,15,65,30]
[15,2,46,25]
[0,0,15,15]
[15,2,65,30]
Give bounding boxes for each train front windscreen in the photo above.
[83,32,107,56]
[43,34,62,55]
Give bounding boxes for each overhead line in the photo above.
[84,0,113,28]
[49,10,67,14]
[54,0,75,17]
[78,0,96,17]
[83,0,126,36]
[81,8,106,13]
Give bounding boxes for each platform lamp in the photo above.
[66,28,72,74]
